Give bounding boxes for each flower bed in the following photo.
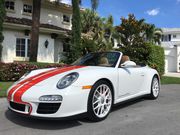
[0,62,66,81]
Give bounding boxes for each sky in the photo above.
[61,0,180,28]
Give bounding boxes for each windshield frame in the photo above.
[72,51,122,68]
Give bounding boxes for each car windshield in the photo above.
[72,52,120,67]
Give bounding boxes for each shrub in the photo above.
[0,62,66,81]
[147,43,165,76]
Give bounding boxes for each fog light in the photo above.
[39,95,63,101]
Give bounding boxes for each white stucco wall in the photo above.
[6,0,72,30]
[2,29,56,63]
[171,34,180,42]
[164,48,177,73]
[54,39,63,63]
[40,7,72,30]
[37,34,55,63]
[2,29,26,63]
[6,0,32,20]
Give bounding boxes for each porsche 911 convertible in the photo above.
[7,51,160,121]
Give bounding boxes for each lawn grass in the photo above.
[161,76,180,84]
[0,76,179,98]
[0,82,13,97]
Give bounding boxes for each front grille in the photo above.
[37,103,61,114]
[10,101,25,112]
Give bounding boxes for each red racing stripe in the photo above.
[13,66,85,104]
[7,68,59,101]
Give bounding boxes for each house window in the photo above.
[23,4,32,14]
[162,35,171,42]
[16,38,30,57]
[173,35,177,38]
[63,43,70,52]
[5,1,15,11]
[63,15,70,23]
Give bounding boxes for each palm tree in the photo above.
[0,0,6,61]
[29,0,41,62]
[81,9,116,52]
[145,24,162,45]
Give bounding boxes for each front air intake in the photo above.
[37,103,61,114]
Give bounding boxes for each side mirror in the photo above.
[121,61,136,68]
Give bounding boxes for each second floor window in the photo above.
[161,35,171,42]
[5,1,15,11]
[63,15,70,23]
[173,35,177,38]
[23,4,32,14]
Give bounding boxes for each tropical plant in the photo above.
[81,9,116,54]
[0,0,6,62]
[68,0,99,62]
[70,0,82,63]
[116,14,146,47]
[144,24,162,45]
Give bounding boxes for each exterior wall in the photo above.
[54,39,63,63]
[2,29,26,63]
[164,47,177,73]
[3,0,71,63]
[40,6,72,30]
[37,34,55,63]
[6,0,72,30]
[6,0,32,20]
[177,46,180,72]
[161,28,180,73]
[2,29,56,63]
[171,34,180,42]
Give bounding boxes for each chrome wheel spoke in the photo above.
[152,78,159,97]
[92,84,112,118]
[93,99,100,105]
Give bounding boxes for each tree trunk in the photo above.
[0,0,6,62]
[30,0,41,62]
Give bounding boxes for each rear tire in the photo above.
[87,80,113,122]
[149,76,160,99]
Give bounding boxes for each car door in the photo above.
[118,66,145,97]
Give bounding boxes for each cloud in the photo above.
[61,0,71,4]
[146,8,160,16]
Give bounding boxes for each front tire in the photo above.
[149,76,160,99]
[87,80,113,122]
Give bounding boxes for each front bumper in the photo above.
[8,85,91,118]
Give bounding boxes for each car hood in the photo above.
[16,65,114,87]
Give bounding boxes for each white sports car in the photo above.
[7,51,160,121]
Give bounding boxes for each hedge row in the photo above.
[0,62,66,81]
[147,43,165,76]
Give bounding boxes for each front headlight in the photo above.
[57,72,79,89]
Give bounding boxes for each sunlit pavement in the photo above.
[164,72,180,78]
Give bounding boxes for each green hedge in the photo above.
[147,43,165,76]
[117,43,165,76]
[0,62,66,81]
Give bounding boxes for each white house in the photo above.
[2,0,73,63]
[161,28,180,73]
